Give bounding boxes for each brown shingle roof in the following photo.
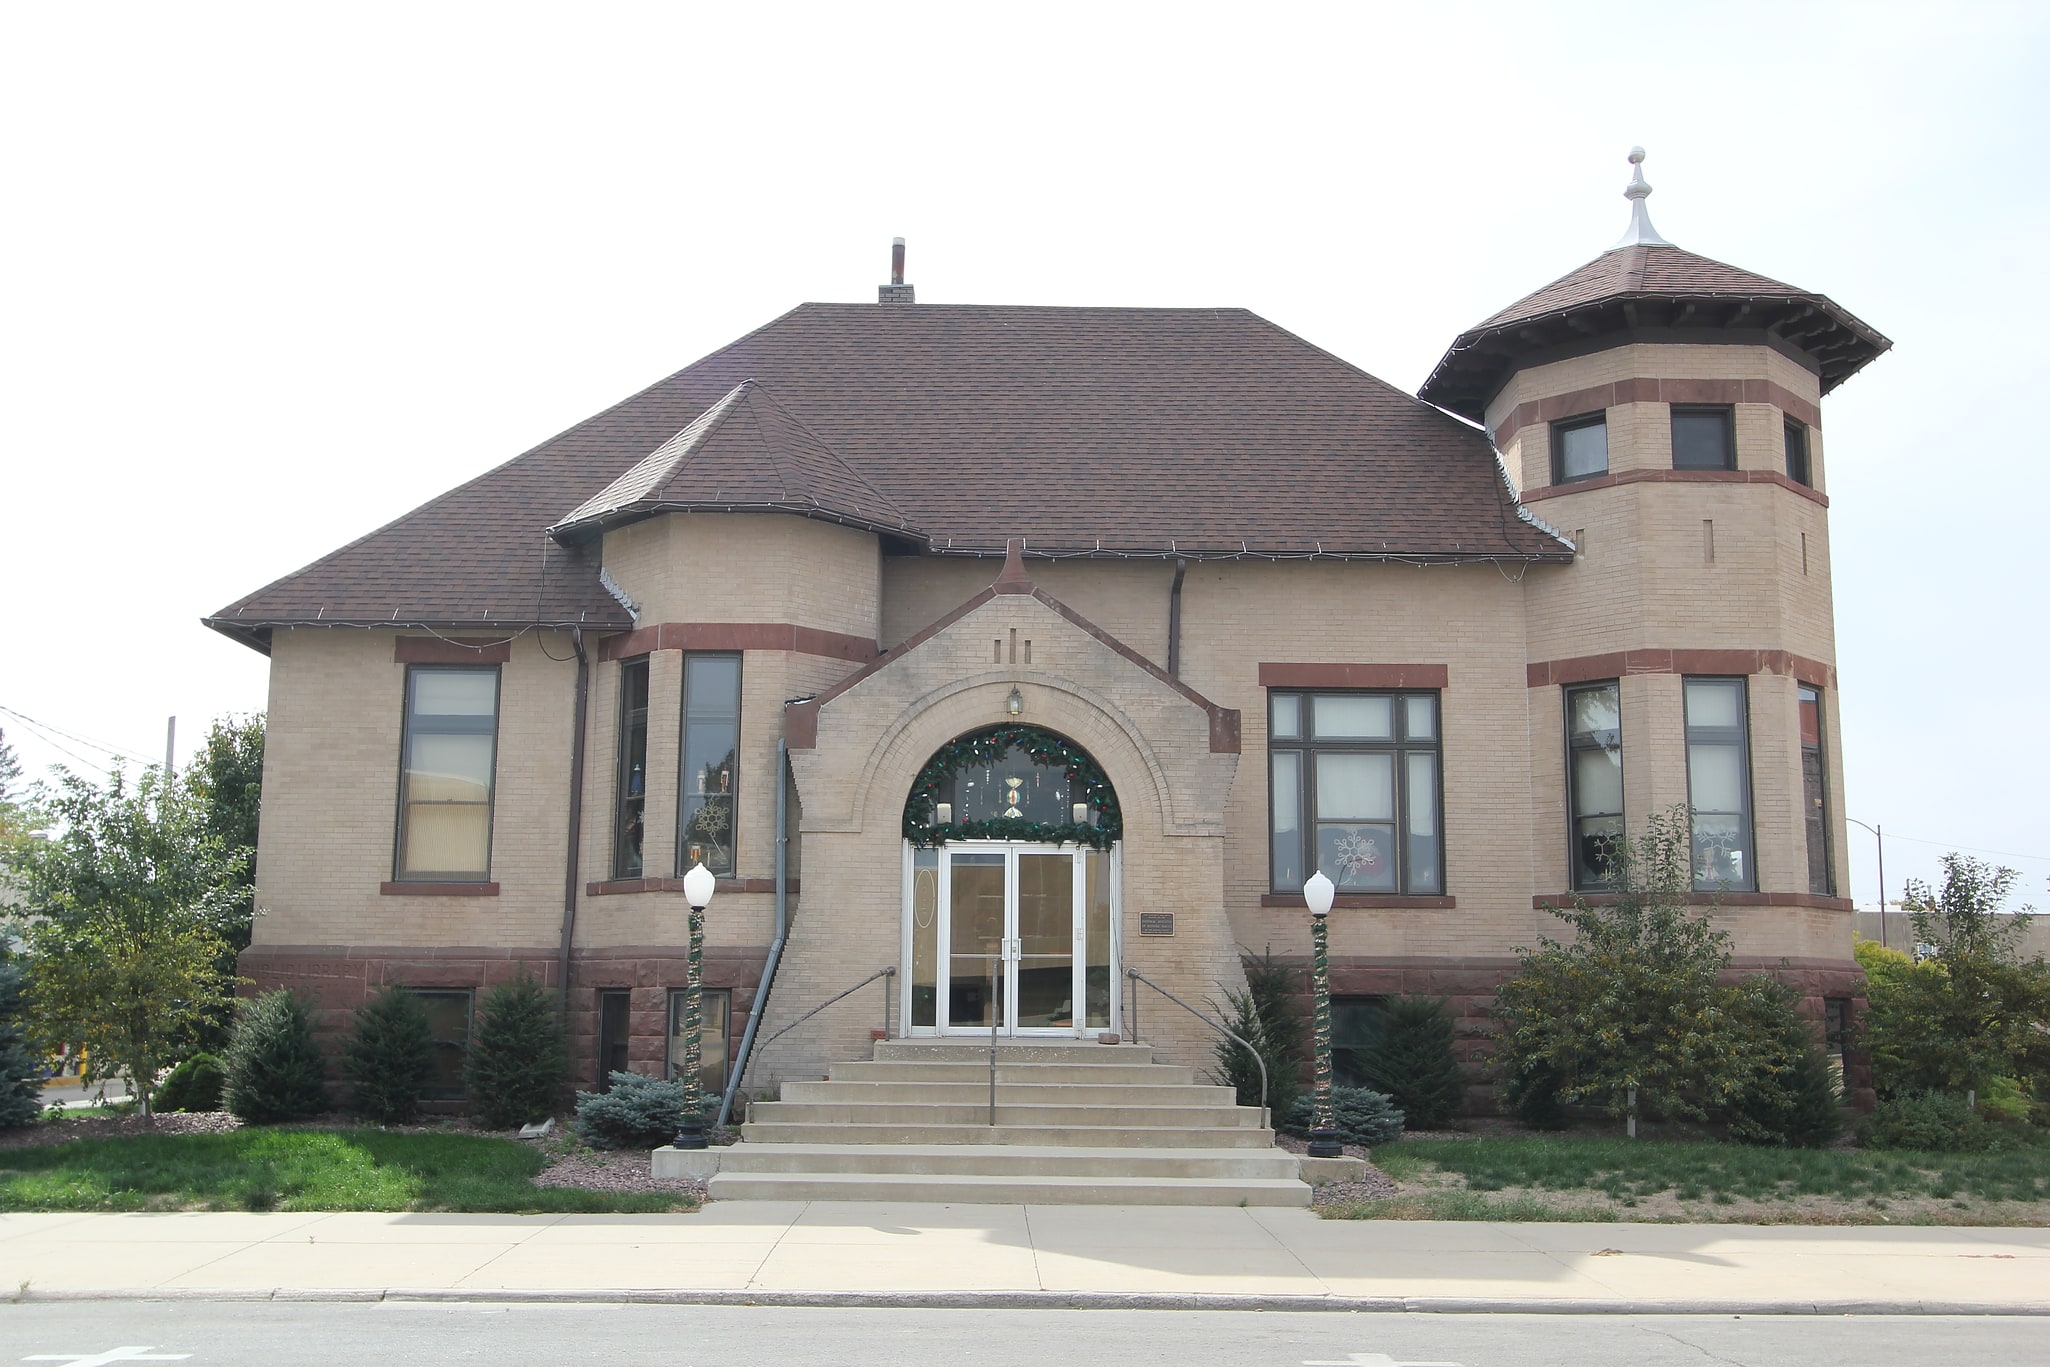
[207,304,1570,650]
[1419,245,1890,423]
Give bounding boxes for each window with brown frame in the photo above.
[1800,685,1835,896]
[1684,677,1756,891]
[1672,405,1736,471]
[677,654,740,877]
[1565,681,1624,889]
[1784,416,1813,486]
[1269,691,1442,895]
[612,658,650,879]
[1550,413,1609,484]
[394,666,499,881]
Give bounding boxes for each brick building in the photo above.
[207,154,1887,1118]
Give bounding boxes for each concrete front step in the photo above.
[716,1142,1303,1180]
[829,1060,1199,1085]
[705,1170,1311,1206]
[749,1101,1265,1128]
[780,1080,1235,1106]
[738,1122,1279,1148]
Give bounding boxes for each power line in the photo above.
[0,704,155,765]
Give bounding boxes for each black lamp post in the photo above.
[673,861,717,1151]
[1304,870,1341,1159]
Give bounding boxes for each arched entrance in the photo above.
[899,726,1121,1037]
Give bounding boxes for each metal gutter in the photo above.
[555,628,590,1007]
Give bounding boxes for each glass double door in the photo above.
[907,842,1116,1037]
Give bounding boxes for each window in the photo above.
[410,989,473,1099]
[1270,691,1442,895]
[678,654,741,876]
[1671,405,1735,470]
[612,658,650,878]
[1784,417,1812,486]
[1800,685,1834,896]
[1684,677,1755,891]
[395,666,499,880]
[595,989,632,1091]
[1565,682,1623,888]
[1332,996,1387,1089]
[1550,413,1609,484]
[666,987,732,1095]
[1823,997,1851,1087]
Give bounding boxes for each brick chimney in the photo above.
[878,237,915,304]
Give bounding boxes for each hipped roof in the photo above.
[207,303,1571,652]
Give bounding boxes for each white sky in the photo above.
[2,2,2045,913]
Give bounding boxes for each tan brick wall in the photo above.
[603,512,882,639]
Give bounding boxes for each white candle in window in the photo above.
[1072,803,1088,824]
[935,803,953,824]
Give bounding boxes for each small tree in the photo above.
[1492,807,1774,1135]
[186,714,264,953]
[464,972,568,1129]
[0,959,44,1129]
[5,767,248,1114]
[1721,977,1844,1148]
[1863,855,2050,1105]
[1354,996,1466,1130]
[224,989,330,1123]
[343,987,435,1124]
[1212,948,1306,1122]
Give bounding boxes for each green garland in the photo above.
[902,725,1122,850]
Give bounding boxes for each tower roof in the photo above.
[1419,151,1891,424]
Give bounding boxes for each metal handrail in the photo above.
[1125,967,1270,1131]
[754,967,897,1056]
[988,1015,999,1126]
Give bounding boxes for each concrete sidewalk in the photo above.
[4,1205,2047,1314]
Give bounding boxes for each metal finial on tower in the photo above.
[1613,145,1672,249]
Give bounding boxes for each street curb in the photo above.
[11,1288,2050,1316]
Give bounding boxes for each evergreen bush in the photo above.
[1283,1085,1405,1147]
[1862,1089,1995,1152]
[223,990,330,1123]
[151,1051,226,1114]
[575,1071,689,1149]
[0,960,44,1129]
[1353,995,1466,1130]
[1721,979,1845,1148]
[342,987,435,1124]
[464,972,569,1129]
[1210,948,1306,1122]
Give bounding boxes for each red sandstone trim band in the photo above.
[1533,892,1854,912]
[1260,893,1456,910]
[379,881,501,896]
[1258,663,1449,690]
[597,622,879,664]
[1490,375,1823,447]
[393,637,513,664]
[586,876,795,897]
[1521,467,1827,507]
[1526,649,1834,689]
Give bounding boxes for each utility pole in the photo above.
[1848,817,1886,948]
[164,715,176,778]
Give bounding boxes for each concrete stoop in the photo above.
[705,1038,1309,1206]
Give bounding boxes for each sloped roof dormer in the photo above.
[549,379,921,544]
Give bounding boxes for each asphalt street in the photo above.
[1,1304,2046,1367]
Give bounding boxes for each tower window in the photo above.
[1784,417,1813,486]
[1683,677,1755,891]
[1550,413,1609,484]
[1672,406,1736,471]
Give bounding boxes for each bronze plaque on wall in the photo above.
[1138,912,1175,937]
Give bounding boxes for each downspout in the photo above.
[1166,556,1188,677]
[555,627,589,1007]
[718,731,792,1127]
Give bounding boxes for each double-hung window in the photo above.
[612,658,650,879]
[1683,677,1755,891]
[1564,682,1623,888]
[1784,417,1813,486]
[395,666,500,881]
[1800,685,1834,895]
[1672,405,1736,470]
[678,654,741,876]
[1270,691,1442,895]
[1550,413,1609,484]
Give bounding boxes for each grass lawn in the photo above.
[0,1129,695,1214]
[1328,1134,2050,1225]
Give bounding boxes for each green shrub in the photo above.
[0,960,44,1129]
[1722,980,1845,1149]
[152,1052,226,1114]
[464,973,569,1129]
[1354,996,1465,1130]
[343,987,435,1124]
[1283,1085,1406,1147]
[1210,948,1306,1122]
[224,990,330,1124]
[575,1072,689,1149]
[1499,1061,1572,1129]
[1862,1089,1993,1152]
